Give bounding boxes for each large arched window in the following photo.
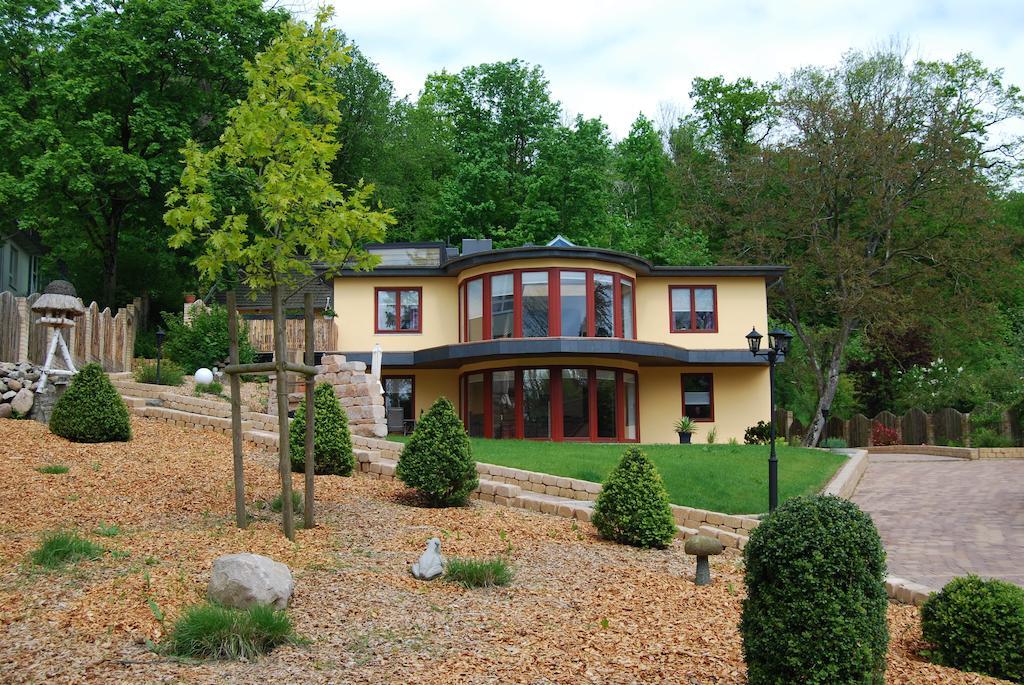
[460,366,639,442]
[458,268,636,341]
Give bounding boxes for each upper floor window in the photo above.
[459,268,636,342]
[376,287,421,333]
[670,286,717,332]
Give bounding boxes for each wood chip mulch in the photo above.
[0,418,1010,684]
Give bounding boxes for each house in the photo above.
[330,239,785,444]
[0,231,42,296]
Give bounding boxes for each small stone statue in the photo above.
[684,535,725,586]
[411,537,445,580]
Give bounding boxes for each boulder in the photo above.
[208,553,294,610]
[7,379,22,392]
[3,391,16,401]
[0,404,11,420]
[10,388,33,415]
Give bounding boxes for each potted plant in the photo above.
[322,306,336,319]
[184,293,196,304]
[674,416,697,444]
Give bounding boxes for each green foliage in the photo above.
[94,522,121,537]
[591,447,677,549]
[163,602,297,660]
[744,421,771,445]
[444,558,513,589]
[165,8,394,296]
[270,490,303,514]
[194,381,223,396]
[50,363,132,443]
[36,465,69,474]
[971,428,1014,448]
[396,397,478,507]
[160,306,255,373]
[921,575,1024,683]
[673,416,697,434]
[31,531,104,568]
[133,359,185,386]
[741,496,888,684]
[822,437,848,449]
[289,383,354,476]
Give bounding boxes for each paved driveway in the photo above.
[851,453,1024,589]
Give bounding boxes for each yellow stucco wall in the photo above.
[457,257,636,283]
[332,276,458,352]
[638,365,770,444]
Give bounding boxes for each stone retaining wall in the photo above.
[868,444,1024,460]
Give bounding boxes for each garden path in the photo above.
[852,453,1024,589]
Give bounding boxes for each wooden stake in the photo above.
[303,292,315,530]
[271,284,295,540]
[227,291,247,529]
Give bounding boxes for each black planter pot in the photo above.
[678,432,692,444]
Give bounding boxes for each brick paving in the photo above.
[852,453,1024,589]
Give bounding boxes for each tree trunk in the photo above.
[101,234,118,308]
[302,292,315,530]
[227,290,247,529]
[804,319,856,446]
[272,283,295,540]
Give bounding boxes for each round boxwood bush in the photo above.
[50,363,132,443]
[289,383,354,476]
[741,495,888,685]
[396,396,478,507]
[591,446,677,549]
[921,574,1024,682]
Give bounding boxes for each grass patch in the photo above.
[94,522,121,537]
[194,381,224,396]
[31,531,104,568]
[164,603,298,660]
[134,359,185,386]
[444,557,513,588]
[36,464,69,474]
[270,490,303,514]
[390,437,846,514]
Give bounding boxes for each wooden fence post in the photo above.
[303,292,315,530]
[227,291,247,529]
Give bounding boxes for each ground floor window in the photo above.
[460,366,639,442]
[681,373,714,421]
[383,376,414,433]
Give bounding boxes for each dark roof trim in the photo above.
[338,245,787,280]
[337,338,771,369]
[3,230,44,255]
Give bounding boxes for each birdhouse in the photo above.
[31,280,86,391]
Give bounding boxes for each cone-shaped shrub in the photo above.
[396,396,477,506]
[591,446,676,549]
[289,383,353,476]
[50,363,131,442]
[741,495,888,685]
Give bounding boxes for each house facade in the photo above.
[0,231,42,297]
[332,240,785,444]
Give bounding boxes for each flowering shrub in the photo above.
[870,421,899,446]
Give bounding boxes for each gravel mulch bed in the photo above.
[0,418,1009,684]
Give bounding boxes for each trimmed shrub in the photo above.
[133,359,185,386]
[445,558,513,588]
[50,363,132,443]
[741,495,888,685]
[396,396,478,506]
[31,531,104,568]
[289,383,354,476]
[744,421,771,445]
[871,421,899,446]
[164,602,297,660]
[161,305,256,373]
[591,446,676,549]
[921,575,1024,682]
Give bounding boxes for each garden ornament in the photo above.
[194,367,214,385]
[411,537,446,580]
[684,535,725,586]
[31,280,85,391]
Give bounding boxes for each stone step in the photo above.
[159,392,232,419]
[354,448,382,464]
[243,429,279,449]
[108,372,133,381]
[243,411,280,432]
[111,380,168,400]
[136,405,241,432]
[121,395,148,409]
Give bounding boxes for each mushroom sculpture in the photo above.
[31,280,85,391]
[684,534,725,586]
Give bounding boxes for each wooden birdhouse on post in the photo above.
[32,280,85,391]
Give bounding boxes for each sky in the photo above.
[314,0,1024,140]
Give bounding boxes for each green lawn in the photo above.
[388,436,846,515]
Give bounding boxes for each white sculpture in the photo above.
[194,367,214,385]
[411,537,446,580]
[31,280,85,392]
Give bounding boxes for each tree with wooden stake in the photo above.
[164,9,394,540]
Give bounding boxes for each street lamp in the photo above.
[745,326,793,512]
[155,327,166,385]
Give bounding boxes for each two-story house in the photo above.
[331,238,785,444]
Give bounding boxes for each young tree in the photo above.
[165,9,395,537]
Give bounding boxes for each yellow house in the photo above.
[331,239,785,444]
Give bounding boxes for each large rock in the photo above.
[6,379,21,392]
[0,404,11,420]
[208,553,294,610]
[10,389,33,415]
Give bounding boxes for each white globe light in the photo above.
[195,367,214,385]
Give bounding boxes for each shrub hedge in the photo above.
[591,446,677,549]
[744,421,771,445]
[921,575,1024,683]
[50,363,132,443]
[288,383,354,476]
[161,305,255,373]
[133,359,185,386]
[396,397,477,506]
[741,495,888,684]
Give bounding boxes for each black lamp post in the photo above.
[746,326,793,512]
[155,327,166,385]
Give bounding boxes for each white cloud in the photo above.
[324,0,1024,139]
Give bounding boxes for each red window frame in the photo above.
[681,372,715,422]
[668,285,718,333]
[460,365,640,442]
[374,286,423,334]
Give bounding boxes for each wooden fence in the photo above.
[243,316,336,353]
[775,406,1023,448]
[0,290,140,372]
